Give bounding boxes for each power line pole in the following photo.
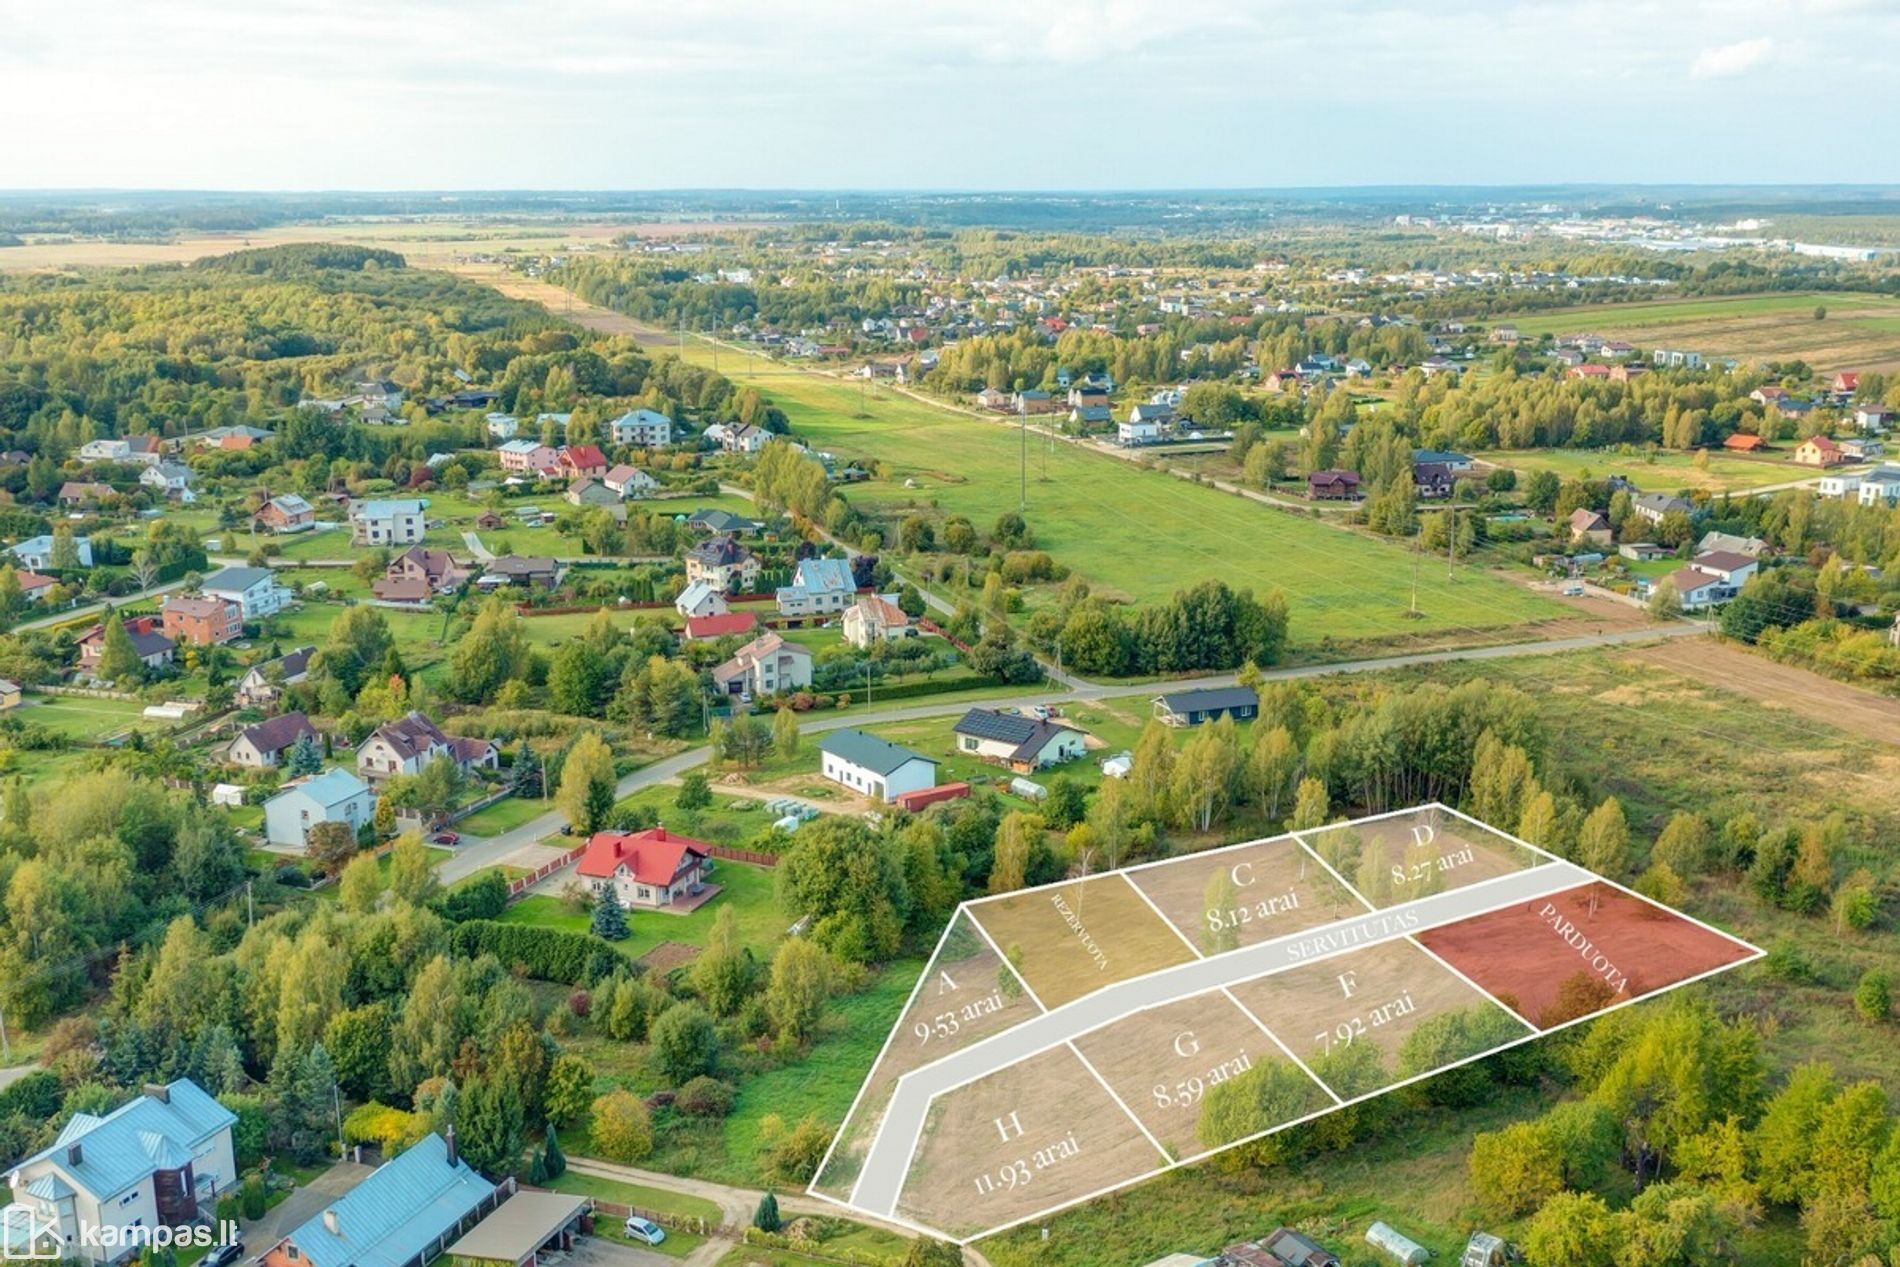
[1019,406,1028,511]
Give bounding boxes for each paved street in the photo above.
[437,622,1706,886]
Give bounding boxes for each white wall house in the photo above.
[609,408,673,448]
[201,566,293,620]
[9,535,93,571]
[818,729,938,803]
[262,768,374,846]
[350,499,428,547]
[776,558,856,617]
[3,1080,238,1266]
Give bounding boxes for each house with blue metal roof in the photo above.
[4,1079,237,1264]
[263,767,375,847]
[776,557,857,617]
[261,1133,497,1267]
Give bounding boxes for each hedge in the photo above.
[0,1070,61,1121]
[449,919,621,984]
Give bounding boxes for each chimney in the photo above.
[322,1210,340,1237]
[144,1083,170,1104]
[66,1143,83,1167]
[444,1124,458,1168]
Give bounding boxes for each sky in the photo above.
[2,0,1896,190]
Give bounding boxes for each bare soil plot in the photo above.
[1124,837,1363,955]
[1296,806,1545,909]
[1416,882,1757,1031]
[895,1044,1164,1240]
[968,875,1198,1010]
[1226,938,1528,1100]
[1070,991,1330,1158]
[813,911,1044,1201]
[1626,638,1900,748]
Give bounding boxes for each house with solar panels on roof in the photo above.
[3,1079,237,1264]
[952,707,1088,773]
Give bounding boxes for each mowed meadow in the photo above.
[1501,290,1900,372]
[476,275,1562,651]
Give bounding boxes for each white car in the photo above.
[623,1216,666,1246]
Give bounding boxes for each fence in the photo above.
[580,1196,726,1240]
[447,786,518,825]
[508,843,585,897]
[35,683,140,701]
[707,843,779,867]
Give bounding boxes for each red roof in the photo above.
[576,827,711,886]
[685,612,758,640]
[15,570,56,591]
[562,444,607,470]
[1723,433,1766,451]
[895,782,970,813]
[1835,372,1860,390]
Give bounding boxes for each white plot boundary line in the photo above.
[964,907,1049,1013]
[867,867,1597,1228]
[824,805,1765,1242]
[1289,829,1542,1033]
[1066,1040,1172,1164]
[1119,870,1207,960]
[1219,985,1344,1106]
[810,906,963,1199]
[846,861,1596,1222]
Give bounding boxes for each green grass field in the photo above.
[499,858,784,961]
[1499,290,1900,372]
[454,794,550,836]
[14,692,155,738]
[660,347,1562,650]
[1480,446,1818,494]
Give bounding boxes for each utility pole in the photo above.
[331,1083,346,1159]
[1,999,10,1063]
[1447,508,1459,579]
[1019,407,1028,511]
[1410,528,1421,616]
[245,880,254,928]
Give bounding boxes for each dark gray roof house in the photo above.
[1152,686,1259,727]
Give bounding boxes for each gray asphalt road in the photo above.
[436,623,1704,886]
[848,859,1593,1218]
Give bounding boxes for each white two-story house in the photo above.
[3,1079,238,1265]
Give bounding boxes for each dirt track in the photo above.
[1625,638,1900,748]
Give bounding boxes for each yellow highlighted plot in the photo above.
[968,874,1198,1009]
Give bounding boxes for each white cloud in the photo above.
[1690,36,1773,79]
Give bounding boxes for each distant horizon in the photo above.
[6,183,1900,199]
[7,0,1894,190]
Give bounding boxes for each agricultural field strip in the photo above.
[844,854,1596,1222]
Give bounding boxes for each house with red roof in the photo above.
[1833,371,1860,400]
[559,445,608,479]
[684,611,759,641]
[1723,433,1768,452]
[1794,434,1847,468]
[576,826,715,910]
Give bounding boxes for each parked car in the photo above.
[431,830,461,846]
[623,1216,666,1246]
[204,1241,245,1267]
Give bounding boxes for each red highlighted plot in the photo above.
[1416,882,1757,1030]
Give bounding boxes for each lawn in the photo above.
[1497,290,1900,373]
[1479,446,1818,494]
[502,317,1562,653]
[456,794,553,836]
[542,1169,722,1224]
[499,858,786,960]
[14,692,155,738]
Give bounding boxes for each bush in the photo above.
[674,1076,736,1118]
[448,920,620,985]
[441,870,510,922]
[240,1176,266,1221]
